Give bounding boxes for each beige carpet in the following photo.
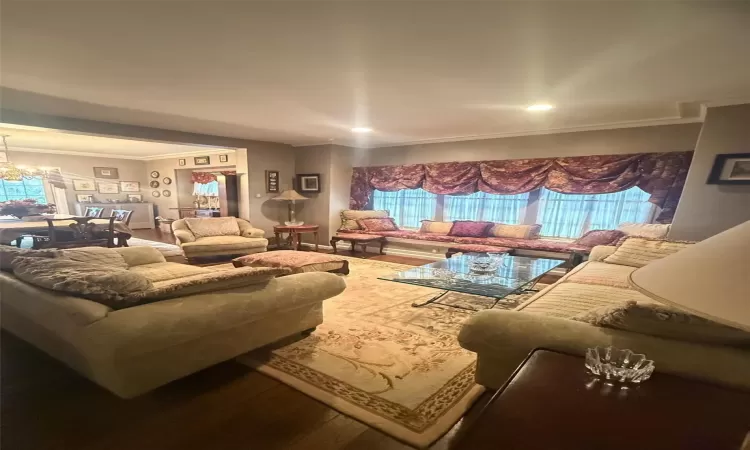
[127,237,184,257]
[238,256,543,448]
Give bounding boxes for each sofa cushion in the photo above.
[11,256,153,309]
[339,210,389,231]
[571,301,750,347]
[62,247,129,270]
[134,266,292,302]
[233,250,347,274]
[419,220,454,235]
[489,223,542,239]
[618,222,671,239]
[448,221,494,237]
[184,217,241,238]
[603,237,692,268]
[574,229,626,247]
[128,262,211,283]
[0,246,62,272]
[564,261,636,289]
[181,235,268,251]
[515,282,653,319]
[356,217,399,232]
[114,246,168,266]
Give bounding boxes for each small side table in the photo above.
[330,233,386,255]
[453,349,750,450]
[274,224,319,251]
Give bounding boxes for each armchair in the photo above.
[172,217,268,261]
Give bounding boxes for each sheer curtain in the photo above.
[193,181,219,196]
[444,191,529,224]
[537,187,655,238]
[372,189,437,228]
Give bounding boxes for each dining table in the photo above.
[0,215,134,245]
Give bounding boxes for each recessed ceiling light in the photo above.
[351,127,372,133]
[526,104,555,112]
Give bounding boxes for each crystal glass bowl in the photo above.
[585,346,655,384]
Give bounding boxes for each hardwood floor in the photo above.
[1,229,495,450]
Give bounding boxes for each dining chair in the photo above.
[110,209,133,225]
[31,217,115,249]
[84,207,105,218]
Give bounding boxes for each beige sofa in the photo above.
[458,245,750,391]
[0,246,346,398]
[172,217,268,260]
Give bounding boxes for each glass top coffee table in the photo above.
[379,253,564,310]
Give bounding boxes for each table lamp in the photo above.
[629,220,750,332]
[272,189,308,226]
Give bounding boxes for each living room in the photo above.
[1,1,750,450]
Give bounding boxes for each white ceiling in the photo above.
[2,1,749,147]
[0,123,235,160]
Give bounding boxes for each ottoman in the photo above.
[445,244,513,258]
[232,250,349,275]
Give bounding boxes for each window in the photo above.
[372,189,437,228]
[537,187,655,238]
[193,180,219,196]
[445,191,529,224]
[0,177,48,204]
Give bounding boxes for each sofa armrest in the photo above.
[173,229,196,244]
[458,310,750,391]
[241,227,265,238]
[588,245,617,261]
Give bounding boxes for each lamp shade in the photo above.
[271,189,308,201]
[629,220,750,332]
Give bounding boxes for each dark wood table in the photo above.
[330,233,386,255]
[274,224,319,251]
[453,349,750,450]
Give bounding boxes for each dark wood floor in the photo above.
[1,229,495,450]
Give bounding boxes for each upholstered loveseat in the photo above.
[0,246,346,398]
[458,242,750,391]
[173,217,268,260]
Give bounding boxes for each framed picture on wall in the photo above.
[297,173,321,193]
[266,170,279,193]
[97,182,119,194]
[127,194,143,202]
[72,179,96,191]
[76,194,93,203]
[120,181,141,192]
[707,153,750,185]
[219,154,228,163]
[93,167,119,179]
[178,158,186,166]
[194,156,211,165]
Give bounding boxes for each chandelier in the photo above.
[0,135,50,181]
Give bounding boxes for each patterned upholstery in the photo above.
[515,282,654,319]
[488,223,542,239]
[339,210,390,231]
[233,250,347,274]
[603,237,693,268]
[448,221,494,237]
[447,244,512,253]
[184,217,241,238]
[574,229,626,247]
[356,217,399,232]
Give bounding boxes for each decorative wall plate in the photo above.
[162,190,171,197]
[150,171,160,178]
[152,191,161,197]
[163,177,172,185]
[149,180,160,188]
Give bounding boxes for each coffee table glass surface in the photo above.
[379,254,563,309]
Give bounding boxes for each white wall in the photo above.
[671,105,750,240]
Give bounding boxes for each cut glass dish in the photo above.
[585,346,655,384]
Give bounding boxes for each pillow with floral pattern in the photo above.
[356,217,399,232]
[447,221,494,237]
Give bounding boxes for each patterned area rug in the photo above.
[237,256,544,448]
[127,237,184,257]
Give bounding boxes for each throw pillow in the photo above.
[62,247,129,270]
[603,236,692,268]
[0,247,62,272]
[356,217,399,232]
[339,210,390,231]
[574,229,626,247]
[572,301,750,347]
[489,223,542,240]
[419,220,454,235]
[11,257,153,309]
[618,222,671,239]
[184,217,241,238]
[132,266,292,302]
[448,221,494,238]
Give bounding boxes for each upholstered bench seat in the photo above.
[446,244,513,258]
[232,250,349,275]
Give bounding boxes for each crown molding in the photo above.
[5,146,237,161]
[363,116,704,149]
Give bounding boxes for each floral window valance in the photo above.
[349,151,692,223]
[191,171,237,184]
